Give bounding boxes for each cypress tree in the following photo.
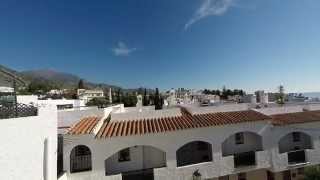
[154,88,162,110]
[143,88,148,106]
[78,79,84,89]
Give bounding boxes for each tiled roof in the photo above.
[271,110,320,126]
[94,109,270,138]
[68,116,100,135]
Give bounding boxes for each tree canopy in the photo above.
[305,166,320,180]
[276,85,285,105]
[86,97,110,108]
[203,87,245,99]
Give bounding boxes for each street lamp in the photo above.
[193,170,202,180]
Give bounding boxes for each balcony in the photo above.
[288,150,307,165]
[234,151,256,168]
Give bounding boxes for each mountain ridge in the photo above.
[0,65,123,91]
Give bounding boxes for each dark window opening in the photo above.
[293,132,301,142]
[176,141,213,167]
[118,148,130,162]
[235,132,244,145]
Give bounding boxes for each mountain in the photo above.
[0,64,24,87]
[20,69,81,89]
[0,65,148,93]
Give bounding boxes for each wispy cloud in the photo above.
[185,0,235,30]
[112,41,137,56]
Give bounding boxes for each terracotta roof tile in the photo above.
[93,109,270,138]
[68,109,320,137]
[68,116,100,135]
[271,110,320,126]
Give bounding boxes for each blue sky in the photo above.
[0,0,320,93]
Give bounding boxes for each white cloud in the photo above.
[112,41,137,56]
[185,0,235,30]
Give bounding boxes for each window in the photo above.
[293,132,301,142]
[238,173,246,180]
[235,133,244,145]
[198,142,209,151]
[118,148,130,162]
[70,145,92,173]
[57,104,73,110]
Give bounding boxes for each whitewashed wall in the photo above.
[0,105,57,180]
[63,121,273,180]
[63,119,320,180]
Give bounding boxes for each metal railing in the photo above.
[70,155,92,173]
[0,103,38,119]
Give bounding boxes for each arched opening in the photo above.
[70,145,92,173]
[105,145,166,178]
[176,141,212,167]
[278,132,312,165]
[222,132,263,168]
[278,132,312,153]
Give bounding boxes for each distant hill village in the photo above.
[2,66,320,180]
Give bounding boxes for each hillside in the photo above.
[0,64,151,94]
[0,64,24,87]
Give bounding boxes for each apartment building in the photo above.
[77,89,104,104]
[61,103,320,180]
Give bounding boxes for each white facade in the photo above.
[255,90,269,104]
[0,86,14,93]
[77,89,105,103]
[0,105,57,180]
[17,95,85,109]
[62,105,320,180]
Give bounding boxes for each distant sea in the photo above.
[302,92,320,98]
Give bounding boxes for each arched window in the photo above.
[105,146,166,176]
[278,132,312,165]
[278,132,312,153]
[222,132,263,168]
[222,131,263,156]
[70,145,92,173]
[176,141,212,167]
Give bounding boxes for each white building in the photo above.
[242,94,257,104]
[17,95,85,110]
[0,104,57,180]
[287,93,307,103]
[0,86,14,93]
[60,103,320,180]
[255,90,269,104]
[77,89,105,103]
